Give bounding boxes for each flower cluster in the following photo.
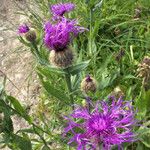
[44,18,82,51]
[64,97,137,150]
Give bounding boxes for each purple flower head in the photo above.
[51,3,75,17]
[18,24,30,34]
[44,18,85,51]
[64,97,137,150]
[85,75,93,82]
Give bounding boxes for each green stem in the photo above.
[33,125,48,148]
[89,8,93,56]
[32,42,41,60]
[65,69,74,110]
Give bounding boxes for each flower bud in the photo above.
[137,56,150,90]
[81,75,97,94]
[49,47,74,68]
[25,30,36,42]
[110,86,124,99]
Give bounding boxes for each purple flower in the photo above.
[85,75,93,82]
[44,18,85,51]
[18,24,30,34]
[64,97,137,150]
[51,3,75,17]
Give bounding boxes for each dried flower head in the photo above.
[18,24,30,34]
[115,49,125,62]
[25,30,36,42]
[110,86,124,99]
[81,75,97,93]
[51,3,75,17]
[134,8,141,20]
[64,97,137,150]
[49,47,74,68]
[44,18,84,51]
[137,56,150,90]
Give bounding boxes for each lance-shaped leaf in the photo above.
[41,80,69,103]
[64,60,90,75]
[7,96,32,124]
[12,134,32,150]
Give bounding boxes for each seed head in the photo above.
[110,86,124,99]
[49,47,74,68]
[81,75,97,93]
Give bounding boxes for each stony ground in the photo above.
[0,0,40,136]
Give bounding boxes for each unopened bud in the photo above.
[81,75,97,94]
[49,47,74,68]
[25,30,36,42]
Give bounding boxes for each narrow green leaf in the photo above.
[136,89,150,119]
[17,128,35,134]
[7,96,31,124]
[41,80,69,102]
[42,145,51,150]
[37,65,66,76]
[3,115,13,133]
[18,37,31,47]
[65,60,90,75]
[12,134,32,150]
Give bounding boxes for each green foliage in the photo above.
[2,0,150,149]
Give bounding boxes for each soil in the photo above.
[0,0,40,145]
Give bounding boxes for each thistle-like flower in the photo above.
[18,24,36,42]
[44,18,83,51]
[44,17,85,68]
[64,97,137,150]
[18,24,30,34]
[81,75,97,93]
[51,3,75,17]
[137,56,150,90]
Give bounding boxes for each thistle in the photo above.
[18,24,29,34]
[18,24,36,42]
[44,17,85,68]
[81,75,97,93]
[137,56,150,90]
[51,3,75,18]
[64,97,137,150]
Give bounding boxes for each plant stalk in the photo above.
[65,69,74,110]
